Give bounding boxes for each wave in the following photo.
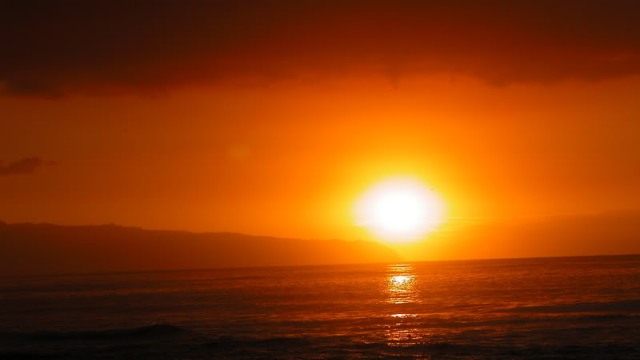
[202,337,639,359]
[2,323,187,342]
[204,335,314,350]
[2,331,639,359]
[509,299,640,314]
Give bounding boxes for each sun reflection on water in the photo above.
[384,264,424,346]
[386,264,416,304]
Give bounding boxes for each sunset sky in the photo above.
[1,1,639,260]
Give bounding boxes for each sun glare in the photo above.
[355,177,446,243]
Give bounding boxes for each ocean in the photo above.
[1,255,639,359]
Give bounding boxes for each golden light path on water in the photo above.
[384,263,426,346]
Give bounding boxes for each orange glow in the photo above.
[355,177,446,243]
[3,76,640,264]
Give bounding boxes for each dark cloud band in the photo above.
[2,0,640,96]
[0,157,43,176]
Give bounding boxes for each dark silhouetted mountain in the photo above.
[0,223,399,276]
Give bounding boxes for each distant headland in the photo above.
[0,222,399,277]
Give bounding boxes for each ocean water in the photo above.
[1,255,639,359]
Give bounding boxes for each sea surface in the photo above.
[1,255,639,359]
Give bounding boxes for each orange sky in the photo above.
[1,1,639,260]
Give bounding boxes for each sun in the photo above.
[354,177,446,243]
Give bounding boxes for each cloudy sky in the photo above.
[1,0,639,259]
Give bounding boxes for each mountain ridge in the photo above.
[0,222,400,277]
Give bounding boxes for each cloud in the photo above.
[0,157,43,176]
[2,0,640,96]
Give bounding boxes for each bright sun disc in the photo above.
[355,177,446,243]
